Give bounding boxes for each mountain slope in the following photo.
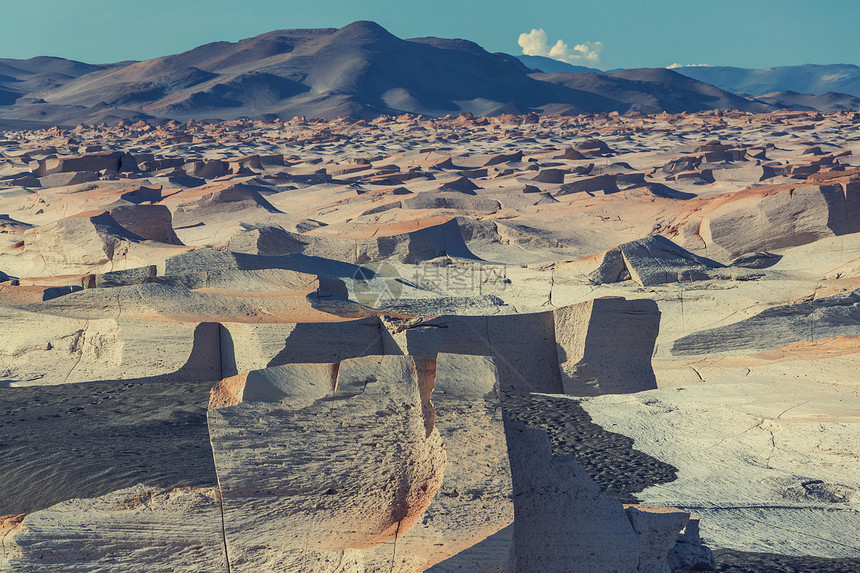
[672,64,860,98]
[756,90,860,112]
[532,68,775,114]
[515,55,604,74]
[0,22,841,125]
[0,56,121,101]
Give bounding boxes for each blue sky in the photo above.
[2,0,858,69]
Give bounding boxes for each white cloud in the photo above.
[667,63,710,69]
[518,28,604,65]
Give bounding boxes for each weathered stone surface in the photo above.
[382,312,564,393]
[94,264,157,288]
[361,354,514,572]
[555,297,660,395]
[36,151,124,176]
[3,106,860,571]
[592,235,724,286]
[505,419,641,572]
[208,355,446,571]
[684,178,860,261]
[0,308,221,385]
[667,516,715,573]
[0,485,227,573]
[220,318,384,375]
[208,353,512,572]
[557,173,619,195]
[107,203,181,244]
[672,289,860,355]
[624,504,691,573]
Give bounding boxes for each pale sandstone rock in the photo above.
[208,353,512,572]
[680,178,860,261]
[381,299,660,396]
[381,312,564,393]
[107,202,181,244]
[672,289,860,355]
[220,318,384,375]
[624,504,691,573]
[36,151,124,176]
[0,307,220,385]
[505,419,641,572]
[361,354,514,572]
[208,355,446,571]
[0,485,227,573]
[554,297,660,396]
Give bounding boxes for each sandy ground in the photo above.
[502,393,677,503]
[0,379,216,515]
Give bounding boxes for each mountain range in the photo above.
[518,57,860,112]
[0,21,857,126]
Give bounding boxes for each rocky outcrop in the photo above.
[382,298,660,395]
[674,174,860,262]
[554,297,660,395]
[672,289,860,355]
[382,311,564,393]
[0,308,221,385]
[208,355,445,570]
[0,485,228,573]
[589,235,724,286]
[362,353,514,571]
[226,219,478,264]
[208,354,512,572]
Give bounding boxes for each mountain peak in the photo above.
[0,24,855,126]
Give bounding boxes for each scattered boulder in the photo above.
[730,252,782,269]
[591,235,724,286]
[556,173,619,196]
[575,138,614,156]
[37,171,99,188]
[531,168,567,184]
[436,176,480,194]
[36,151,123,176]
[107,202,181,244]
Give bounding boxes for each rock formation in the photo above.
[3,107,860,571]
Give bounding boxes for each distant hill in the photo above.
[671,64,860,98]
[756,90,860,112]
[0,56,118,97]
[515,55,604,74]
[2,22,855,126]
[532,68,774,115]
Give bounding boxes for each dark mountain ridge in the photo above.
[1,21,853,126]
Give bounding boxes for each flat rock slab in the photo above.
[501,392,677,503]
[0,485,227,573]
[713,549,860,573]
[672,289,860,355]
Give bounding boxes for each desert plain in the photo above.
[0,106,858,572]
